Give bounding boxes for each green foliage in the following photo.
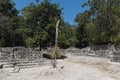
[0,1,19,47]
[43,47,65,59]
[0,0,18,17]
[58,22,78,48]
[1,0,120,49]
[0,0,78,49]
[85,21,98,45]
[75,0,120,46]
[25,37,35,47]
[21,0,64,50]
[75,12,90,47]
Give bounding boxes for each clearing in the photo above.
[0,56,120,80]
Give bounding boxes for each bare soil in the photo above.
[0,56,120,80]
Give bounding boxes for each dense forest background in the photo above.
[0,0,120,50]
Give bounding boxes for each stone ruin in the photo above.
[0,45,117,61]
[64,45,112,57]
[0,44,120,70]
[0,47,43,60]
[0,47,52,70]
[111,51,120,62]
[64,44,120,63]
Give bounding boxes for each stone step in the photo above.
[0,59,27,63]
[1,59,51,68]
[16,63,40,66]
[3,64,14,68]
[0,61,34,65]
[0,59,50,64]
[0,58,47,62]
[20,63,51,69]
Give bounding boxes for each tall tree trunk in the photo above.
[53,19,60,68]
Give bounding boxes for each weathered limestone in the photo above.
[64,45,120,62]
[0,45,120,64]
[0,47,43,60]
[111,51,120,62]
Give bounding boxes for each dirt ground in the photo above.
[0,56,120,80]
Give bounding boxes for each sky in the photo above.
[14,0,89,25]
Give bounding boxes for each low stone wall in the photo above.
[0,47,43,60]
[0,45,120,62]
[64,45,115,58]
[64,45,120,62]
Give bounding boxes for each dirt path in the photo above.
[0,56,120,80]
[65,56,120,80]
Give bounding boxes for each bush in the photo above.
[43,47,66,59]
[25,37,35,47]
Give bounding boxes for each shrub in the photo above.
[43,47,66,59]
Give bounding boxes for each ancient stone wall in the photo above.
[64,45,116,57]
[0,47,43,60]
[64,45,120,62]
[0,45,120,62]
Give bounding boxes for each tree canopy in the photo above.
[0,0,76,49]
[0,0,120,49]
[75,0,120,47]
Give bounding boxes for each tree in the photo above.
[0,0,18,17]
[75,11,90,48]
[52,20,60,68]
[75,0,120,47]
[22,0,63,50]
[0,0,19,47]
